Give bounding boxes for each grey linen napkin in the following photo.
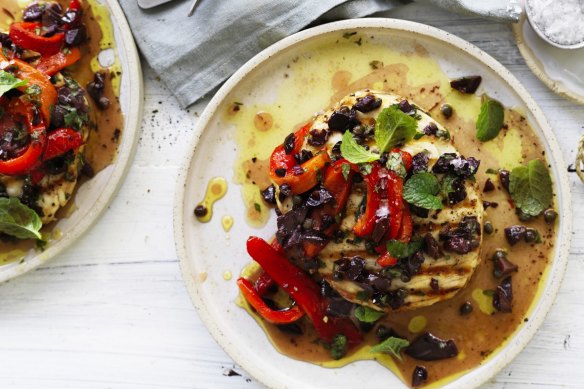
[119,0,520,108]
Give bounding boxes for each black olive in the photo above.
[483,178,495,192]
[398,99,414,114]
[450,76,482,94]
[493,276,513,312]
[499,169,510,191]
[423,233,443,259]
[261,184,277,205]
[274,168,286,177]
[411,152,429,174]
[405,332,458,361]
[492,251,518,278]
[353,95,382,113]
[504,225,526,245]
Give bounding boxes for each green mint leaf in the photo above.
[330,334,348,360]
[403,172,443,210]
[340,131,379,164]
[254,202,261,212]
[341,163,351,181]
[509,159,552,217]
[476,97,504,142]
[374,106,418,153]
[386,239,423,259]
[370,336,410,361]
[386,152,406,178]
[0,197,43,240]
[354,306,385,323]
[0,70,27,97]
[485,168,499,175]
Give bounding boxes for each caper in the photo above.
[483,221,494,234]
[459,301,473,315]
[516,208,533,222]
[544,208,558,224]
[525,228,538,243]
[440,103,453,118]
[194,205,208,217]
[491,249,507,261]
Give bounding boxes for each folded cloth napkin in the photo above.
[119,0,520,108]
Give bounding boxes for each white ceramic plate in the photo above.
[175,19,571,389]
[0,0,143,282]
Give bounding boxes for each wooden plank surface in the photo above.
[0,3,582,388]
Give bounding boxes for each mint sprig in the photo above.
[403,172,443,210]
[476,96,504,142]
[0,197,43,240]
[370,336,410,361]
[509,159,552,216]
[0,70,27,97]
[340,131,379,164]
[375,106,418,153]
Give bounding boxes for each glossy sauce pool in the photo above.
[225,33,558,387]
[0,0,124,262]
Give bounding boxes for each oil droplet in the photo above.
[221,215,234,232]
[195,177,228,223]
[472,288,495,315]
[254,111,273,131]
[408,315,427,333]
[223,271,232,281]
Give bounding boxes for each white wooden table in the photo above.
[0,3,582,388]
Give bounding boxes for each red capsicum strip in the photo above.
[247,236,362,345]
[0,51,57,124]
[237,277,304,324]
[387,170,403,240]
[353,162,383,237]
[0,100,46,175]
[37,47,82,76]
[43,127,84,161]
[269,123,332,194]
[9,22,65,56]
[303,159,355,257]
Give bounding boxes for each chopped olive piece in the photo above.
[440,103,453,118]
[450,76,482,94]
[353,95,382,113]
[423,233,443,259]
[499,169,510,191]
[493,276,513,313]
[261,184,277,205]
[405,332,458,361]
[544,208,558,224]
[275,168,286,177]
[412,366,428,387]
[483,178,495,192]
[283,133,295,154]
[504,225,526,245]
[459,301,473,315]
[492,250,518,278]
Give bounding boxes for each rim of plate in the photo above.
[174,18,572,389]
[0,0,143,282]
[512,15,584,105]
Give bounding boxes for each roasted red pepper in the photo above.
[36,47,82,76]
[353,162,383,237]
[43,127,83,161]
[386,170,403,240]
[303,159,355,257]
[237,277,304,324]
[0,99,46,175]
[376,252,398,267]
[269,123,332,194]
[0,51,57,124]
[246,236,362,345]
[9,22,65,56]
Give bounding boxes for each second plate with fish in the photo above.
[174,18,571,389]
